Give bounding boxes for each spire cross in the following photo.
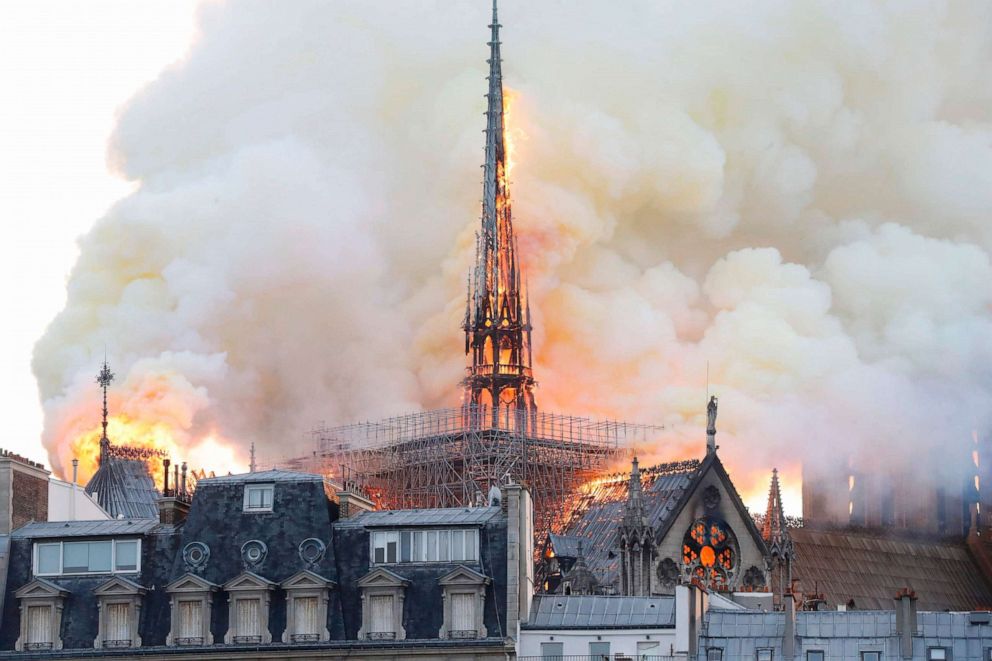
[95,360,115,465]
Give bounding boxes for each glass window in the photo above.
[540,641,563,660]
[400,531,411,563]
[928,650,948,661]
[452,530,465,561]
[63,541,111,573]
[708,649,724,661]
[807,652,825,661]
[426,531,438,561]
[386,532,398,563]
[589,641,610,658]
[465,530,477,561]
[861,653,882,661]
[36,544,60,575]
[372,532,385,564]
[413,531,424,561]
[756,650,773,661]
[115,540,138,571]
[439,530,450,561]
[244,484,274,511]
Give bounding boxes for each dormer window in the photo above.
[93,576,146,649]
[34,539,141,576]
[371,528,480,564]
[243,484,274,512]
[14,579,68,651]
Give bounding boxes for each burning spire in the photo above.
[95,359,115,466]
[463,0,536,425]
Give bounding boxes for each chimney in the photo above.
[782,587,797,659]
[503,482,534,638]
[163,458,171,496]
[894,588,918,660]
[336,481,374,519]
[0,448,51,534]
[158,493,190,525]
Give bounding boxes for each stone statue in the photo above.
[706,396,718,435]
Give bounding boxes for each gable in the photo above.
[94,576,146,596]
[439,565,490,586]
[282,569,335,590]
[15,578,67,599]
[654,455,769,578]
[166,572,219,593]
[224,571,275,591]
[357,566,409,588]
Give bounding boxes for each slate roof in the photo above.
[196,469,325,485]
[699,609,992,660]
[336,506,502,528]
[791,528,992,611]
[11,518,160,539]
[556,459,701,586]
[524,595,675,629]
[547,533,581,557]
[85,457,159,519]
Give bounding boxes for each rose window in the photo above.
[681,517,738,590]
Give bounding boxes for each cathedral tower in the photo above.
[463,0,537,426]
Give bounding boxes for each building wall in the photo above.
[652,465,768,594]
[0,456,50,535]
[46,479,108,522]
[517,627,676,657]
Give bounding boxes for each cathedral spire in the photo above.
[763,467,787,545]
[625,455,646,526]
[463,0,536,425]
[95,359,115,466]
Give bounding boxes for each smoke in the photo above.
[33,0,992,512]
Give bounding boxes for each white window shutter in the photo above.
[179,600,202,639]
[295,596,319,635]
[451,593,475,634]
[107,603,130,644]
[236,599,260,637]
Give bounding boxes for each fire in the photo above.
[68,415,180,489]
[502,88,526,178]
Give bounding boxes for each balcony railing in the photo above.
[24,643,53,651]
[102,639,132,648]
[367,631,396,640]
[291,633,321,642]
[174,637,204,646]
[448,629,478,639]
[232,635,262,644]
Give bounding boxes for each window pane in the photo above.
[929,650,947,661]
[452,530,464,561]
[589,641,610,657]
[427,531,438,561]
[37,544,60,574]
[439,531,450,561]
[465,530,477,561]
[386,540,397,563]
[862,654,881,661]
[400,532,411,562]
[89,541,112,572]
[63,542,89,572]
[249,488,262,507]
[540,642,563,660]
[261,487,272,508]
[708,650,724,661]
[807,653,824,661]
[757,650,773,661]
[412,531,423,561]
[115,540,138,571]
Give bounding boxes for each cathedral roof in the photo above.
[524,595,675,629]
[85,457,159,520]
[790,528,992,611]
[556,458,702,587]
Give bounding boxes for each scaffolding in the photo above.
[287,404,665,536]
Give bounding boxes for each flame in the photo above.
[502,88,526,178]
[68,415,180,489]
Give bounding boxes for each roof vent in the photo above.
[969,611,991,625]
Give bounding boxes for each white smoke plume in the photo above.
[33,0,992,512]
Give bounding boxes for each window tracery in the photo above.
[682,516,738,590]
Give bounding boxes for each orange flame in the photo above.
[69,415,180,490]
[503,88,527,178]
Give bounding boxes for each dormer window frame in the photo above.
[370,527,480,565]
[93,576,146,649]
[357,567,409,641]
[165,573,219,647]
[243,483,275,513]
[222,571,275,644]
[14,578,68,652]
[438,565,490,640]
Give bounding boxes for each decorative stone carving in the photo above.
[702,485,721,510]
[656,557,680,589]
[742,565,767,591]
[298,538,326,568]
[181,542,209,573]
[240,540,267,570]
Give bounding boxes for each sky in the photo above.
[4,1,992,518]
[0,1,199,460]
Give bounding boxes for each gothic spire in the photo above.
[95,359,115,466]
[763,468,786,545]
[625,456,646,526]
[463,0,536,424]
